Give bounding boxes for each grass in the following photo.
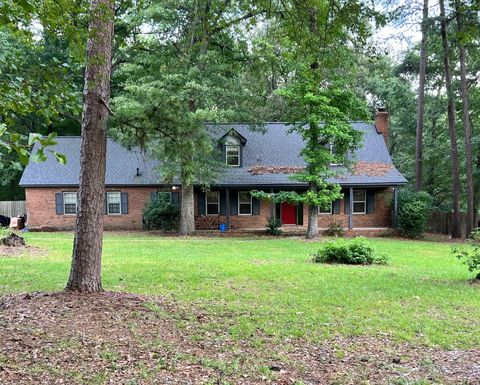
[1,232,479,349]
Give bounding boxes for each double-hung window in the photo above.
[238,191,252,215]
[318,202,332,215]
[206,191,220,215]
[63,192,77,215]
[226,145,240,167]
[107,191,121,215]
[353,189,366,214]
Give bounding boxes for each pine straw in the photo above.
[0,292,478,385]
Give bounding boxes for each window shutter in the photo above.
[366,190,375,214]
[150,191,158,202]
[55,193,63,215]
[222,143,226,165]
[198,192,206,215]
[239,145,243,167]
[220,190,227,215]
[121,192,129,214]
[252,197,260,215]
[333,199,341,214]
[105,192,108,214]
[344,193,350,214]
[171,192,180,206]
[230,191,238,215]
[296,204,303,225]
[275,203,281,220]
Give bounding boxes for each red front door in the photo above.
[281,202,297,225]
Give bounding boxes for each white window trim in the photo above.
[206,191,220,216]
[318,202,333,215]
[225,145,240,167]
[238,191,252,216]
[63,192,77,216]
[107,191,122,216]
[353,189,366,215]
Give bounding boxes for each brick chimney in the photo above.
[375,108,389,144]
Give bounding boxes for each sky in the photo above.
[371,0,438,60]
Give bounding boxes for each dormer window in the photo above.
[226,145,240,166]
[221,128,246,167]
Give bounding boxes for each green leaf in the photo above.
[52,151,67,165]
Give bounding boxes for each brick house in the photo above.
[19,110,407,232]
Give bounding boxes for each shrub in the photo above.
[396,189,432,239]
[324,220,344,237]
[143,199,180,231]
[312,237,388,265]
[266,216,282,236]
[452,228,480,280]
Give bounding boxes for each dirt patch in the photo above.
[0,245,44,257]
[287,336,480,385]
[0,292,478,385]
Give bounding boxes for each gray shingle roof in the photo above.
[19,122,407,187]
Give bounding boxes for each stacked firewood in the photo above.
[195,216,221,230]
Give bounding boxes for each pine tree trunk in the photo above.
[455,1,475,236]
[306,182,318,239]
[415,0,429,192]
[179,184,195,235]
[65,0,114,292]
[439,0,462,239]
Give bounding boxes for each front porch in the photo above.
[193,186,399,231]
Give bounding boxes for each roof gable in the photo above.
[219,128,247,145]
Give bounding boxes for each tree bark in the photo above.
[66,0,114,292]
[179,184,195,235]
[306,182,318,239]
[455,0,475,236]
[415,0,429,192]
[439,0,462,239]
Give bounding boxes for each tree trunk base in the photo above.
[65,281,104,294]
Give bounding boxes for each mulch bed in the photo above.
[0,292,478,384]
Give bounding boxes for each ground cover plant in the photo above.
[1,233,479,384]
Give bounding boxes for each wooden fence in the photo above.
[427,211,469,238]
[0,201,26,218]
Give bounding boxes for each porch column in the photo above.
[226,188,230,230]
[393,187,398,228]
[348,187,354,229]
[270,188,275,219]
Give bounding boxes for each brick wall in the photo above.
[25,186,393,231]
[25,187,158,230]
[314,187,392,229]
[193,187,393,230]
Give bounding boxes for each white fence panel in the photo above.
[0,201,26,217]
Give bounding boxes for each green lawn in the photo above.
[1,232,479,350]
